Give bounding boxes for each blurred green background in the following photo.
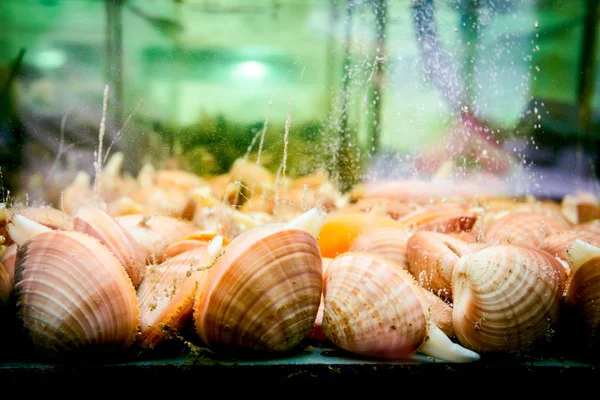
[0,0,599,202]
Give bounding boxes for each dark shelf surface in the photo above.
[1,344,598,394]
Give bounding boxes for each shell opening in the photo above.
[103,152,124,177]
[8,215,52,246]
[73,170,92,188]
[419,323,480,363]
[205,235,224,265]
[567,239,600,275]
[560,195,579,225]
[137,163,155,187]
[285,207,326,240]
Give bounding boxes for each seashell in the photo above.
[1,205,72,247]
[484,212,570,248]
[62,171,93,215]
[353,197,415,220]
[561,192,600,225]
[153,169,206,193]
[107,196,148,217]
[0,262,9,307]
[128,186,190,218]
[541,230,600,263]
[511,200,570,226]
[8,214,53,246]
[186,187,258,239]
[0,203,9,246]
[407,232,474,301]
[420,289,454,338]
[322,252,478,362]
[96,152,137,202]
[396,203,480,234]
[350,227,411,269]
[228,158,275,196]
[578,220,600,236]
[565,239,600,348]
[206,174,236,205]
[317,212,405,258]
[307,257,332,341]
[452,244,567,353]
[17,206,73,232]
[73,206,148,287]
[193,208,325,353]
[13,230,140,354]
[449,231,478,243]
[0,244,17,306]
[361,180,456,204]
[115,214,197,264]
[163,233,229,259]
[292,170,330,190]
[137,237,223,349]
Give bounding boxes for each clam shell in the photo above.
[193,223,322,352]
[163,233,230,259]
[350,227,411,269]
[164,239,209,259]
[407,231,473,301]
[307,257,332,341]
[0,244,16,305]
[1,244,16,285]
[1,206,73,246]
[154,169,206,193]
[510,200,570,227]
[353,198,415,220]
[361,180,455,204]
[541,230,600,262]
[229,158,274,195]
[579,220,600,236]
[452,244,567,352]
[129,186,189,218]
[18,206,73,231]
[322,252,427,359]
[420,289,454,338]
[561,192,600,224]
[137,246,212,349]
[565,240,600,348]
[292,170,329,189]
[74,207,147,287]
[484,212,570,247]
[115,214,197,264]
[0,204,8,245]
[13,231,140,353]
[0,262,9,307]
[317,212,405,258]
[62,171,93,215]
[396,203,478,234]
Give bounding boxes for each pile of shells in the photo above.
[1,152,599,362]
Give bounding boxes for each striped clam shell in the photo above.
[452,244,567,352]
[193,217,322,352]
[13,230,140,354]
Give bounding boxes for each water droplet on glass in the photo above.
[534,21,539,29]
